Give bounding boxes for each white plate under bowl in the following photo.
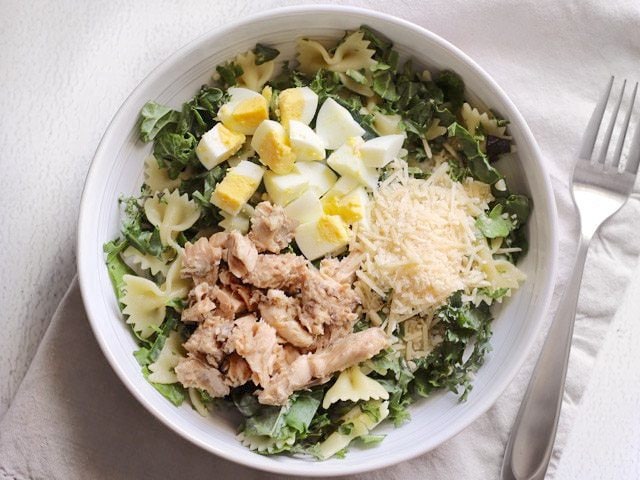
[77,5,558,477]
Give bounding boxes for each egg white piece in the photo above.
[279,87,318,127]
[284,189,324,224]
[295,161,337,197]
[218,87,269,135]
[295,214,350,261]
[210,160,265,215]
[289,120,326,162]
[360,134,405,168]
[326,138,379,190]
[315,98,365,150]
[263,166,309,206]
[324,175,360,199]
[195,123,246,170]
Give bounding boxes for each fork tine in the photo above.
[612,82,638,170]
[579,76,614,160]
[625,105,640,176]
[597,79,627,165]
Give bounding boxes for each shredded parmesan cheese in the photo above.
[353,161,506,324]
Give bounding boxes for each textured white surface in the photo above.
[0,0,639,478]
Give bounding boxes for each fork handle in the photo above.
[501,237,591,480]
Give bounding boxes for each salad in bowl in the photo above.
[103,25,530,460]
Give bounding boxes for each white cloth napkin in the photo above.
[1,0,640,479]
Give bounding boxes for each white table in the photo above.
[1,1,639,478]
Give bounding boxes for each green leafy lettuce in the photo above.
[412,292,493,401]
[103,238,134,306]
[253,44,280,65]
[119,196,163,257]
[447,122,502,184]
[475,204,514,238]
[139,102,179,142]
[135,311,187,406]
[138,86,227,179]
[237,389,323,454]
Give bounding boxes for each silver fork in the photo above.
[501,77,640,480]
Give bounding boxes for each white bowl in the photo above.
[77,5,558,476]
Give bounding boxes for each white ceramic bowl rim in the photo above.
[77,5,559,476]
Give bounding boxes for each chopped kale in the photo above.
[253,44,280,65]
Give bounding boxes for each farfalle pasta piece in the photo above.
[338,72,374,97]
[424,119,448,141]
[143,155,182,193]
[315,400,389,459]
[237,432,296,454]
[235,50,275,91]
[188,388,210,417]
[148,331,184,384]
[162,251,191,301]
[296,31,375,76]
[123,245,169,276]
[461,102,508,137]
[373,111,403,136]
[144,189,200,250]
[122,274,166,339]
[322,366,389,409]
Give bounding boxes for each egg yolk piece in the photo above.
[229,96,269,133]
[317,215,350,244]
[252,120,297,174]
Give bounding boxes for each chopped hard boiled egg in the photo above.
[324,175,360,200]
[210,160,264,215]
[218,87,269,135]
[315,98,365,150]
[326,137,379,190]
[251,120,297,174]
[295,214,350,261]
[278,87,318,127]
[322,186,369,224]
[295,161,337,197]
[284,190,323,224]
[360,134,405,168]
[263,166,309,206]
[289,120,325,161]
[195,123,246,170]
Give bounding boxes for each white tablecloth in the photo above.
[1,0,640,478]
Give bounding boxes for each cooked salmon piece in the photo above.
[319,252,364,284]
[229,314,283,387]
[210,285,246,319]
[222,353,252,388]
[182,237,223,285]
[248,201,298,253]
[181,282,217,324]
[243,254,307,291]
[258,328,388,405]
[175,355,230,398]
[258,289,313,348]
[225,230,258,277]
[297,267,359,336]
[183,315,234,367]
